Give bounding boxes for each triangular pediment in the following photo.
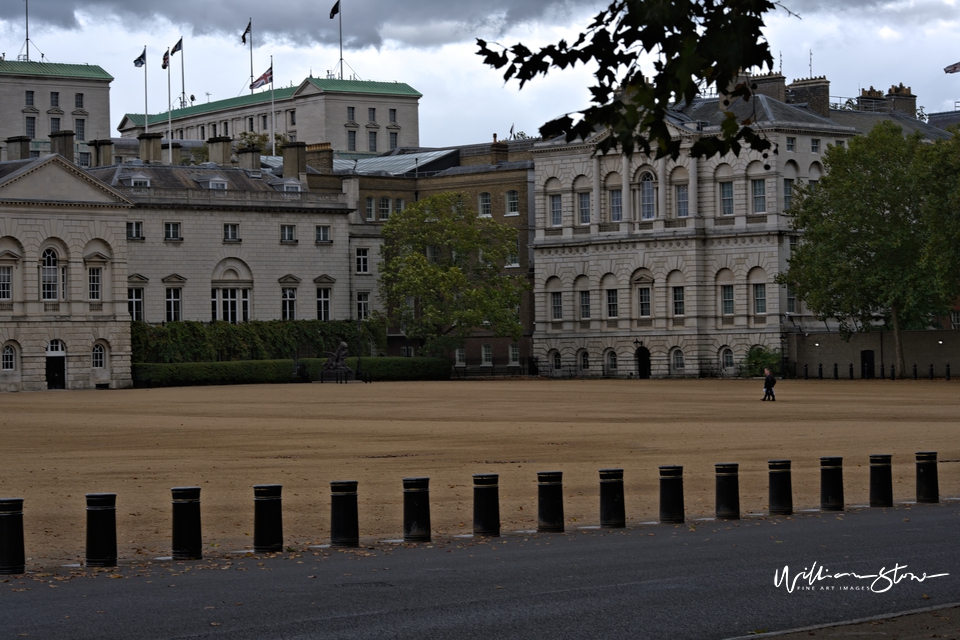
[47,107,64,115]
[313,274,336,284]
[72,108,89,116]
[83,251,111,263]
[0,249,23,262]
[21,106,39,114]
[162,274,188,284]
[278,274,302,284]
[631,274,655,285]
[128,273,149,283]
[0,155,134,206]
[293,79,321,97]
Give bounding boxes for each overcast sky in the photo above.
[1,0,959,146]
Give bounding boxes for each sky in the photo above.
[1,0,960,147]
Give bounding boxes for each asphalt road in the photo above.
[2,503,959,639]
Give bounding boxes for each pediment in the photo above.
[127,273,149,283]
[72,108,89,116]
[386,123,401,130]
[47,107,64,115]
[292,79,321,97]
[631,274,655,285]
[278,274,302,284]
[83,251,111,264]
[313,274,336,284]
[0,249,22,262]
[0,156,134,206]
[21,106,39,114]
[161,274,188,284]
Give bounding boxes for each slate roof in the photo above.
[827,109,952,140]
[0,60,113,80]
[332,149,458,175]
[87,163,278,191]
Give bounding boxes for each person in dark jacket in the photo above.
[762,368,776,401]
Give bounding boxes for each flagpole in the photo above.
[270,55,276,156]
[339,2,343,80]
[144,47,149,134]
[167,48,172,165]
[249,17,254,96]
[180,37,186,108]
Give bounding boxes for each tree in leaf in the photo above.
[378,192,528,357]
[477,0,794,160]
[776,121,957,375]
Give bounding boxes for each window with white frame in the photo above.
[315,226,330,243]
[676,184,689,217]
[720,181,734,216]
[0,266,11,300]
[638,287,651,317]
[506,190,520,215]
[25,116,36,139]
[75,93,84,108]
[811,138,820,153]
[783,178,794,211]
[356,248,369,273]
[88,268,101,301]
[224,223,239,241]
[479,192,492,217]
[390,132,398,150]
[551,292,563,320]
[509,343,520,365]
[786,137,796,152]
[426,245,440,263]
[721,285,734,315]
[455,347,466,366]
[673,287,685,316]
[366,197,374,220]
[378,197,391,220]
[550,194,562,226]
[41,248,59,300]
[578,192,590,225]
[164,222,181,241]
[126,221,143,240]
[607,350,618,371]
[317,288,331,321]
[722,348,734,369]
[128,287,144,321]
[609,189,622,222]
[754,283,767,315]
[673,349,685,370]
[91,343,105,368]
[368,131,377,152]
[752,179,766,213]
[395,198,405,213]
[606,289,619,318]
[282,288,297,320]
[347,106,355,121]
[25,90,34,106]
[2,345,14,371]
[78,152,90,167]
[211,288,250,323]
[580,351,589,371]
[787,286,796,314]
[389,108,397,123]
[481,344,493,365]
[132,178,150,187]
[280,225,296,242]
[348,130,357,151]
[507,235,520,267]
[74,119,85,141]
[640,173,656,219]
[356,292,369,320]
[166,288,182,321]
[580,290,591,319]
[952,310,960,330]
[368,108,376,122]
[284,184,301,193]
[50,117,60,133]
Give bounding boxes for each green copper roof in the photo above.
[123,77,420,127]
[0,60,113,80]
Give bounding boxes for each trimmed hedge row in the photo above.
[133,357,451,388]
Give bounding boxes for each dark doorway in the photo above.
[636,347,651,379]
[860,350,875,380]
[46,356,66,389]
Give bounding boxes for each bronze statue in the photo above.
[323,341,351,370]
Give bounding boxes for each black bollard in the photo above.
[659,466,684,524]
[0,498,25,575]
[818,363,823,380]
[820,457,844,511]
[403,477,431,542]
[890,364,895,380]
[330,480,359,548]
[913,364,918,380]
[869,454,893,508]
[171,487,202,560]
[472,474,500,537]
[916,452,939,504]
[880,363,885,380]
[849,363,854,380]
[253,484,283,553]
[715,463,740,520]
[768,460,793,515]
[85,493,117,567]
[804,364,808,380]
[930,364,935,381]
[947,364,951,381]
[537,471,565,533]
[599,468,626,528]
[833,363,838,380]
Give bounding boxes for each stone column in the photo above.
[593,155,602,223]
[688,155,698,217]
[657,157,667,218]
[621,153,632,222]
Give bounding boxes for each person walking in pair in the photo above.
[762,368,776,401]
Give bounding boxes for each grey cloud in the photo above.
[784,0,959,23]
[0,0,595,49]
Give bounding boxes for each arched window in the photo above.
[92,343,105,368]
[722,348,734,369]
[580,351,589,370]
[673,349,685,371]
[1,344,14,371]
[607,350,618,371]
[552,350,562,371]
[41,248,59,300]
[640,173,656,219]
[47,339,65,354]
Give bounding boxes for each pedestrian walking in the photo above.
[762,368,776,401]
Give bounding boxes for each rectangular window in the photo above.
[580,290,591,319]
[610,189,622,222]
[835,139,845,148]
[641,179,656,219]
[811,138,820,153]
[676,184,689,217]
[347,130,357,151]
[787,286,796,314]
[132,178,149,188]
[261,114,268,129]
[164,222,181,240]
[200,125,206,139]
[347,106,355,121]
[506,190,520,214]
[395,198,405,213]
[50,117,60,133]
[280,225,296,242]
[1,347,12,371]
[357,292,369,320]
[126,222,143,242]
[223,121,229,137]
[507,235,520,267]
[638,287,651,317]
[455,347,466,366]
[212,288,249,323]
[368,131,377,152]
[50,91,59,107]
[673,287,685,316]
[790,235,798,253]
[78,152,90,167]
[315,225,330,242]
[786,137,795,152]
[479,192,492,217]
[578,192,590,225]
[389,108,397,123]
[0,266,10,300]
[720,181,734,216]
[754,283,767,315]
[783,178,794,210]
[282,288,297,320]
[510,343,520,365]
[128,288,144,321]
[721,285,734,315]
[606,289,619,318]
[951,310,960,330]
[166,288,182,322]
[365,197,374,220]
[550,194,562,226]
[368,108,376,122]
[390,132,398,150]
[378,197,391,220]
[211,123,217,137]
[75,93,84,109]
[25,90,34,106]
[426,245,439,263]
[88,268,101,301]
[25,116,36,139]
[315,288,331,321]
[481,344,493,365]
[74,119,85,141]
[224,223,239,241]
[752,179,766,213]
[551,292,563,320]
[356,248,369,273]
[289,110,296,126]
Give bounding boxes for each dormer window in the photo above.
[209,181,227,190]
[284,184,300,193]
[196,176,229,190]
[132,179,150,187]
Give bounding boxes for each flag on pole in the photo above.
[945,61,960,74]
[171,38,183,55]
[250,66,273,90]
[162,49,170,70]
[330,1,340,19]
[241,19,252,44]
[133,47,146,68]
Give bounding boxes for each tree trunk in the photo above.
[891,303,906,378]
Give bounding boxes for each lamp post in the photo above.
[633,338,643,378]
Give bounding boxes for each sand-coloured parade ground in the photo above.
[1,378,957,566]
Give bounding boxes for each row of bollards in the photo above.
[0,452,948,574]
[805,363,953,381]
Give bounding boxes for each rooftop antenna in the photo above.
[205,92,211,103]
[809,49,812,77]
[779,51,782,75]
[24,0,30,62]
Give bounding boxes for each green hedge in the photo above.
[133,357,451,388]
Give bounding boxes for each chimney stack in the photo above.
[787,76,831,118]
[886,83,917,118]
[282,141,307,181]
[5,136,31,161]
[750,71,786,102]
[305,142,333,174]
[88,139,115,167]
[49,130,76,163]
[137,132,163,164]
[238,145,261,171]
[207,136,232,166]
[490,139,509,165]
[161,142,182,165]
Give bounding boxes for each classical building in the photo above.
[117,77,421,158]
[0,59,113,164]
[531,73,950,378]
